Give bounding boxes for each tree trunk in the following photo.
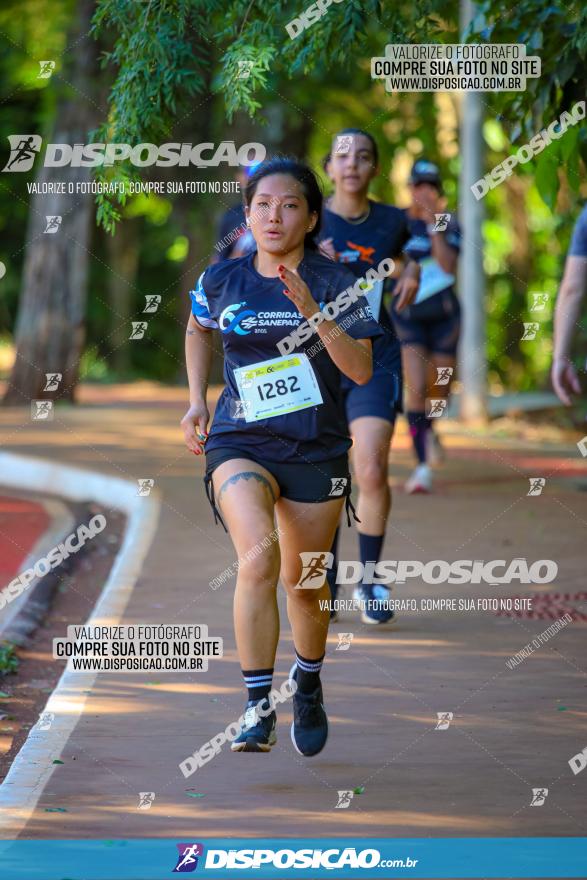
[106,219,140,375]
[3,0,100,405]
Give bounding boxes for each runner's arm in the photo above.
[429,230,458,274]
[552,256,587,404]
[181,314,213,453]
[280,265,373,385]
[316,327,372,385]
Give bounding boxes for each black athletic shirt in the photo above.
[190,250,382,463]
[319,200,410,380]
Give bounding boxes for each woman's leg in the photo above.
[212,459,281,673]
[276,495,344,661]
[348,415,394,539]
[276,494,345,755]
[402,343,431,464]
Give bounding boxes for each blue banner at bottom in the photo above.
[0,838,585,879]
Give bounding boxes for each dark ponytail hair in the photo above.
[244,157,323,250]
[322,128,379,171]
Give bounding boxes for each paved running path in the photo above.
[0,383,586,840]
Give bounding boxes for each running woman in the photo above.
[181,158,382,755]
[319,129,420,625]
[390,159,461,494]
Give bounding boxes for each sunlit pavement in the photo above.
[0,382,585,839]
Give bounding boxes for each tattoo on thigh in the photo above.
[217,471,276,508]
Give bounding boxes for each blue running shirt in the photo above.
[189,250,382,463]
[569,205,587,257]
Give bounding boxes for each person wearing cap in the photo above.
[390,159,461,494]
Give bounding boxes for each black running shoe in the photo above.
[230,698,277,753]
[289,663,328,757]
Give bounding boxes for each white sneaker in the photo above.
[405,464,433,494]
[426,430,445,467]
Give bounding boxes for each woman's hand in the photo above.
[551,357,581,406]
[279,265,319,320]
[181,401,209,455]
[393,261,420,311]
[318,237,337,260]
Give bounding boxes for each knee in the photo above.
[355,456,388,494]
[237,546,280,590]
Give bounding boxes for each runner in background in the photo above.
[319,129,420,624]
[182,158,383,755]
[552,204,587,404]
[390,160,461,494]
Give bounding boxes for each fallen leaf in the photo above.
[52,759,64,764]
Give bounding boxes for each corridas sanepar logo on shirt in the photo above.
[218,301,299,335]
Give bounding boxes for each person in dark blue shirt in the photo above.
[390,159,461,495]
[319,129,420,625]
[181,158,382,757]
[552,204,587,404]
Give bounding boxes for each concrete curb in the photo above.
[0,453,161,837]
